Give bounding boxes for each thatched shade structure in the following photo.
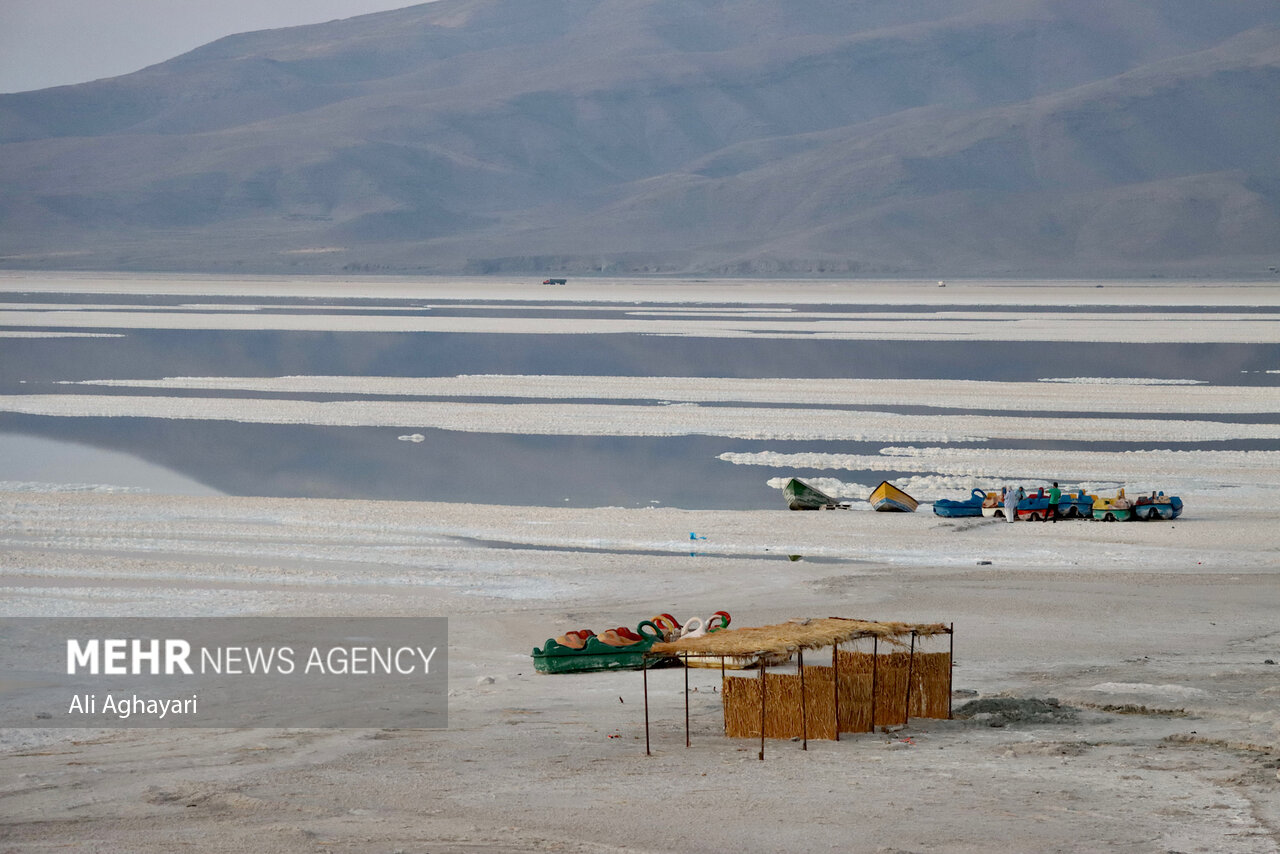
[651,617,949,659]
[641,617,953,760]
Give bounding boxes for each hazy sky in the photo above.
[0,0,424,93]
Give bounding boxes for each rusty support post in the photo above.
[643,659,650,756]
[832,641,840,741]
[870,636,878,732]
[684,653,690,748]
[798,648,807,750]
[721,656,727,735]
[948,623,955,720]
[903,631,916,727]
[758,660,766,760]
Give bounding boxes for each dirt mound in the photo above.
[954,697,1078,725]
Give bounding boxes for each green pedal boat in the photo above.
[532,612,731,674]
[532,621,669,674]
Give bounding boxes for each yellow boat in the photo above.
[869,480,918,512]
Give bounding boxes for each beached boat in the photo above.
[869,481,918,512]
[1091,489,1133,522]
[933,488,987,517]
[783,477,847,510]
[1131,492,1183,520]
[533,612,733,674]
[980,491,1006,518]
[1060,490,1094,518]
[1016,487,1053,521]
[532,621,670,674]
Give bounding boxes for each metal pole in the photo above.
[758,660,766,761]
[870,636,878,733]
[904,631,916,727]
[643,660,650,756]
[684,653,690,748]
[798,648,807,750]
[948,623,955,720]
[832,641,840,742]
[721,656,727,735]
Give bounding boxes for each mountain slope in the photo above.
[2,0,1278,276]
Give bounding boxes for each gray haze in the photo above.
[0,0,422,93]
[1,0,1279,278]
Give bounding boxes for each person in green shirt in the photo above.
[1047,482,1062,522]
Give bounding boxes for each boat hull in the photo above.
[870,481,918,512]
[1017,498,1050,521]
[532,646,668,674]
[933,489,987,517]
[1091,496,1132,521]
[1061,493,1094,518]
[784,477,838,510]
[1093,507,1132,521]
[1131,495,1182,520]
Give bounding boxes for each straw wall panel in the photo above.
[838,651,951,722]
[721,669,838,740]
[720,652,950,741]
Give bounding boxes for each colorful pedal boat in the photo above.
[532,613,731,674]
[1091,490,1133,521]
[1061,491,1095,518]
[1131,492,1183,520]
[532,621,670,674]
[870,480,918,512]
[1016,488,1051,520]
[1015,489,1095,520]
[932,488,988,517]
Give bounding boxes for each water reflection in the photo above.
[1,296,1276,507]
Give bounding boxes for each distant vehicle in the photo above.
[542,278,567,285]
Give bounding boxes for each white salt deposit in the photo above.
[728,448,1280,489]
[69,374,1280,414]
[1088,682,1211,698]
[0,303,1275,341]
[5,393,1276,444]
[0,331,124,338]
[4,271,1278,307]
[1039,377,1207,385]
[2,275,1277,854]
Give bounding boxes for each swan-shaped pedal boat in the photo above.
[532,611,732,674]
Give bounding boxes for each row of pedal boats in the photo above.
[532,611,734,674]
[934,487,1183,521]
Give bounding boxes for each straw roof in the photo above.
[651,618,950,658]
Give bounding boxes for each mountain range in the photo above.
[2,0,1279,277]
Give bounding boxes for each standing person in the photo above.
[1047,481,1062,522]
[1003,484,1018,522]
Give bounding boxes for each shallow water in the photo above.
[1,291,1276,508]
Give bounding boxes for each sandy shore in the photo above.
[2,490,1278,852]
[2,274,1277,850]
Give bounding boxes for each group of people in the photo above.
[1000,481,1062,522]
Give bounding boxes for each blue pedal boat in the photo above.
[1131,492,1183,520]
[932,488,988,517]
